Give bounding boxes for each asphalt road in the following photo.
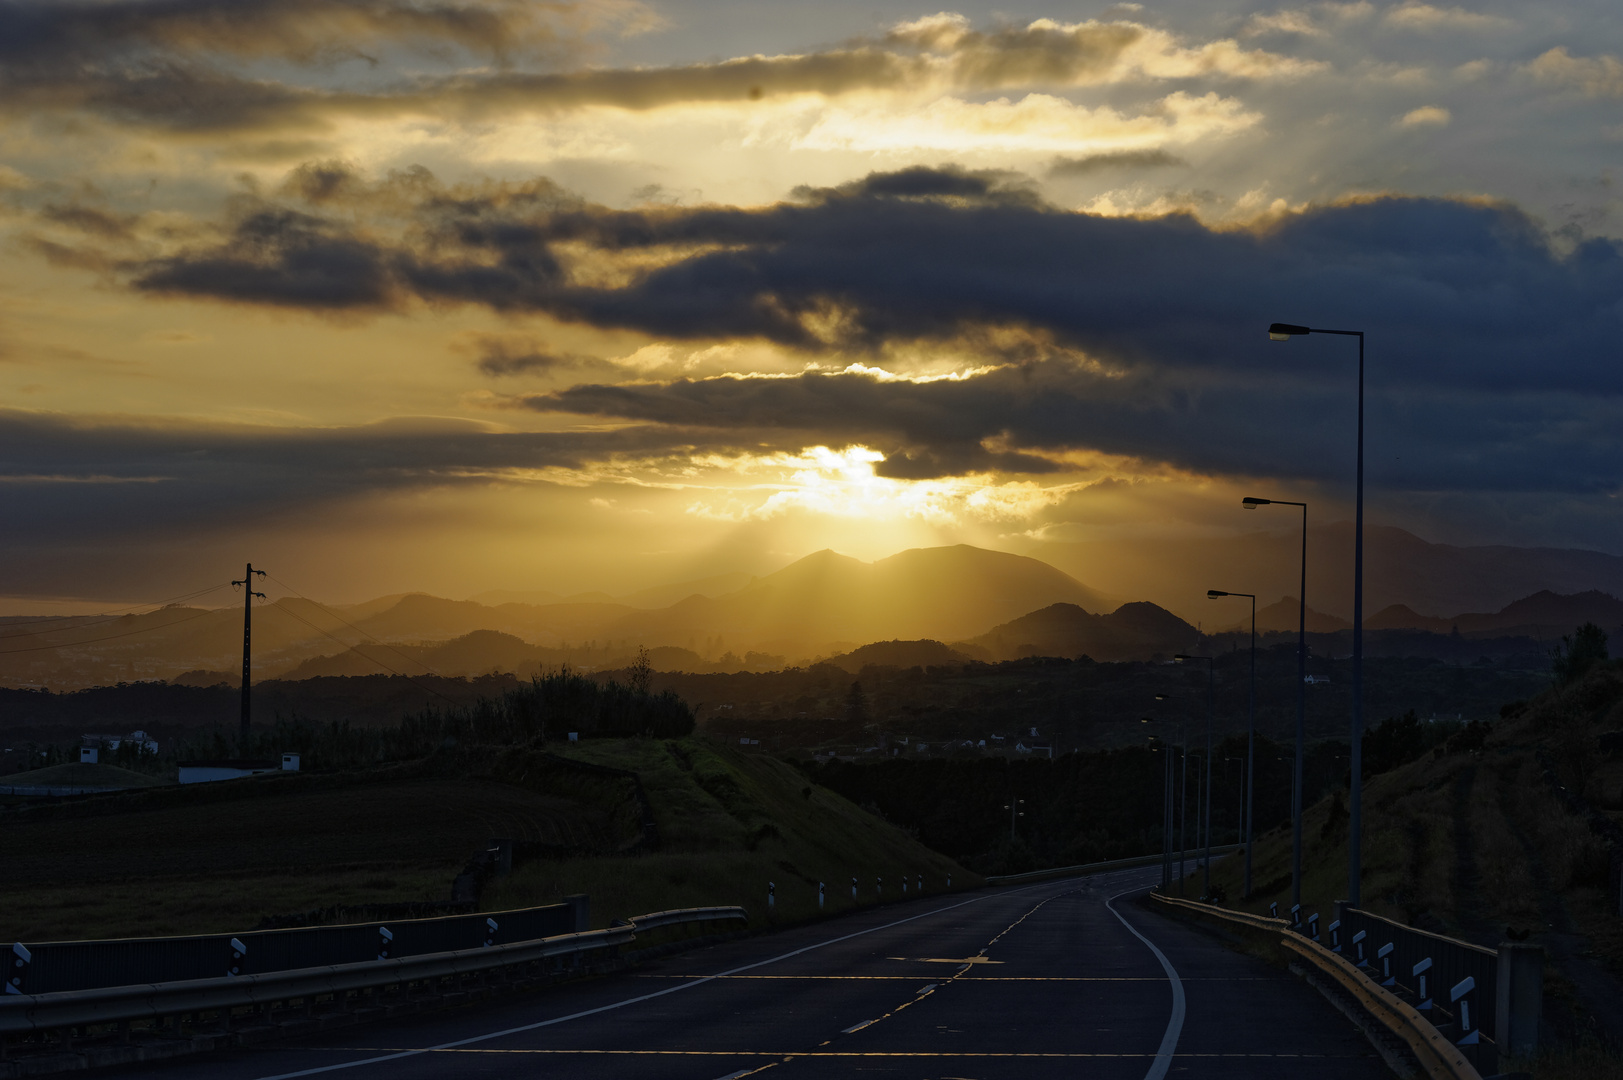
[129,865,1391,1080]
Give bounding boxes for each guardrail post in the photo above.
[377,926,394,960]
[227,937,247,977]
[877,877,882,899]
[566,894,590,933]
[1451,976,1479,1045]
[768,882,775,915]
[917,874,923,895]
[818,881,825,910]
[1352,929,1368,968]
[1308,912,1319,941]
[1329,919,1341,952]
[483,918,499,947]
[1269,902,1278,918]
[852,876,858,901]
[1376,942,1395,987]
[1413,957,1433,1011]
[1495,942,1543,1059]
[1290,904,1302,930]
[7,942,29,994]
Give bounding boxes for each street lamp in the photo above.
[1208,590,1257,898]
[1173,652,1214,896]
[1155,694,1190,895]
[1244,495,1309,911]
[1268,320,1366,908]
[1141,718,1174,891]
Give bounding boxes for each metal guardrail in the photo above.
[630,906,747,932]
[985,844,1244,886]
[1152,893,1290,934]
[6,901,581,995]
[1279,934,1481,1080]
[1150,894,1482,1080]
[1339,906,1497,1043]
[0,907,746,1040]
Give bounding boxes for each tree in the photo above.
[628,646,653,695]
[1553,622,1608,685]
[845,681,869,725]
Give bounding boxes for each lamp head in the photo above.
[1241,497,1270,509]
[1154,693,1170,701]
[1207,589,1228,599]
[1173,653,1190,663]
[1269,322,1311,341]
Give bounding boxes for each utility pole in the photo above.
[233,563,266,751]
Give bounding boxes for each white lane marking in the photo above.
[245,873,1143,1080]
[713,1071,753,1079]
[840,1019,876,1033]
[1105,888,1186,1080]
[916,983,938,995]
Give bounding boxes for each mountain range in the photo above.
[3,535,1622,689]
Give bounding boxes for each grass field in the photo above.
[0,751,640,941]
[0,738,973,942]
[1,762,167,790]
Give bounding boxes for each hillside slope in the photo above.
[485,738,973,927]
[1206,659,1623,1057]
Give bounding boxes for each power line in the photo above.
[0,600,228,655]
[0,582,235,641]
[260,587,466,708]
[262,572,445,679]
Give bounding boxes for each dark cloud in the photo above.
[0,0,570,68]
[0,408,724,541]
[1045,149,1188,177]
[41,162,1623,498]
[0,11,1287,134]
[472,336,598,376]
[112,168,1623,397]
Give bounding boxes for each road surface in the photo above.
[125,865,1390,1079]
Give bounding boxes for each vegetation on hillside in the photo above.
[1206,641,1623,1073]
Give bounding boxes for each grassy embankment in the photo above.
[0,738,970,941]
[487,738,972,927]
[1203,659,1623,1079]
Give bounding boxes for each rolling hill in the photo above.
[961,601,1200,662]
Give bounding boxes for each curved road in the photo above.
[132,866,1390,1080]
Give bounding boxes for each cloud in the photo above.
[1397,105,1450,127]
[0,10,1316,134]
[1526,47,1623,98]
[1381,3,1511,32]
[31,161,1623,503]
[791,91,1257,155]
[1045,149,1188,177]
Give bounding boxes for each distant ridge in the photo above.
[1365,589,1623,638]
[961,601,1199,662]
[823,640,977,673]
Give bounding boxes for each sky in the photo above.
[1,0,1620,609]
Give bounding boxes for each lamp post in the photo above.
[1156,694,1189,894]
[1142,719,1172,891]
[1173,653,1214,895]
[1243,496,1308,910]
[1208,590,1257,898]
[1268,320,1365,908]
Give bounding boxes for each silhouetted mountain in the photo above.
[605,545,1112,656]
[962,602,1199,662]
[1215,596,1351,634]
[1366,589,1623,639]
[823,640,977,673]
[1027,523,1623,624]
